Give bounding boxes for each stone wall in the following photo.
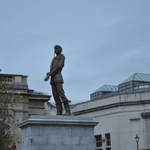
[20,115,98,150]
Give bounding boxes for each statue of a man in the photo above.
[44,45,71,115]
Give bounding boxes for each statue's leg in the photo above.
[63,101,71,115]
[51,84,63,115]
[55,83,71,115]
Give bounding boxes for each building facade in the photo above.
[72,73,150,150]
[0,73,51,149]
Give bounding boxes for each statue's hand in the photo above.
[47,72,51,76]
[44,75,49,81]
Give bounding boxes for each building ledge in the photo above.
[73,100,150,115]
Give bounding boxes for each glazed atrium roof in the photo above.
[120,73,150,84]
[95,85,118,92]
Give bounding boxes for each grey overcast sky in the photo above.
[0,0,150,103]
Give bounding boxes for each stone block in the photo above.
[55,145,73,150]
[31,135,48,145]
[48,135,62,145]
[87,144,96,150]
[30,126,40,136]
[62,136,80,145]
[72,145,88,150]
[31,145,48,150]
[20,115,98,150]
[71,126,85,136]
[80,136,95,145]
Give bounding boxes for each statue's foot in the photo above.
[64,111,71,116]
[56,111,63,115]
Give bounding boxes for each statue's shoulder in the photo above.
[60,54,65,59]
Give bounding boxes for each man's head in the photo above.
[54,45,62,55]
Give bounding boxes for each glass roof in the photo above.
[94,85,118,92]
[121,73,150,84]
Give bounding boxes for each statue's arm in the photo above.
[49,55,65,77]
[44,59,54,81]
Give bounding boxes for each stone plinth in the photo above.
[20,115,98,150]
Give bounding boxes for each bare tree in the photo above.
[0,80,18,150]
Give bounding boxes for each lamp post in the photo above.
[134,134,140,150]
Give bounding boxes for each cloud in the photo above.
[0,0,150,102]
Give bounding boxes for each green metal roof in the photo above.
[121,73,150,84]
[95,85,118,92]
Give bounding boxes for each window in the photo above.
[15,76,22,83]
[105,133,111,150]
[0,77,13,83]
[95,135,103,150]
[95,133,111,150]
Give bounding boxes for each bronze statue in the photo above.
[44,45,71,115]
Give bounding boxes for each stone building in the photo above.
[0,73,50,149]
[72,73,150,150]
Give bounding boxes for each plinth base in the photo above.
[20,115,98,150]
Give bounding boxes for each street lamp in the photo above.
[134,134,140,150]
